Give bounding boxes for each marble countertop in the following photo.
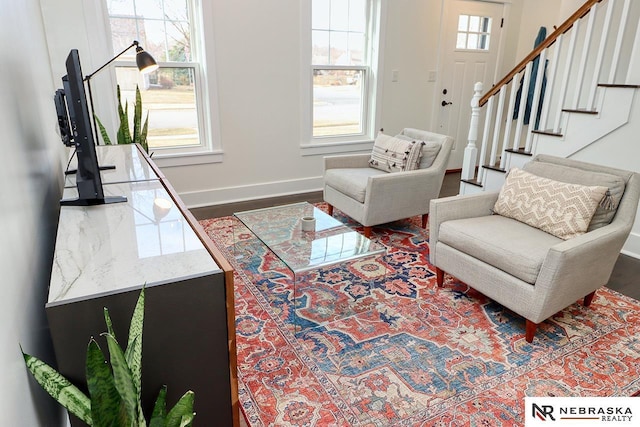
[64,144,159,188]
[49,180,221,305]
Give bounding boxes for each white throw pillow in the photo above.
[369,133,422,172]
[493,168,608,240]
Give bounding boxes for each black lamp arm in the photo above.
[84,40,139,81]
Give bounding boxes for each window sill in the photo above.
[149,149,224,168]
[300,139,374,156]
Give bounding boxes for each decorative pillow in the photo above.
[493,168,608,240]
[395,134,442,169]
[522,161,626,231]
[369,133,422,172]
[405,141,425,171]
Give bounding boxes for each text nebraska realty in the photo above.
[542,404,633,422]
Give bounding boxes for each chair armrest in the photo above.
[324,154,371,170]
[428,192,499,265]
[535,222,631,312]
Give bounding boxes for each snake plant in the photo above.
[22,288,195,426]
[96,84,150,153]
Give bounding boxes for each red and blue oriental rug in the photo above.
[199,204,640,426]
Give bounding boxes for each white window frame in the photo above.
[300,0,385,155]
[105,0,222,167]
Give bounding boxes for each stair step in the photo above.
[562,108,598,114]
[482,164,506,173]
[461,178,483,188]
[597,83,640,89]
[532,129,563,137]
[505,147,532,156]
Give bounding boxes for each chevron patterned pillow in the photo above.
[493,168,608,240]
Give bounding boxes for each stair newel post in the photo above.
[462,82,483,181]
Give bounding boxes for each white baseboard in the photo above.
[179,176,324,209]
[622,231,640,260]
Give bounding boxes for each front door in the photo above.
[436,0,505,170]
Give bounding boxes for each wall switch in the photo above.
[392,69,399,82]
[428,70,437,82]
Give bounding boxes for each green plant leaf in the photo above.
[149,385,167,427]
[122,102,132,144]
[133,86,143,145]
[103,307,116,342]
[94,114,112,145]
[22,349,93,426]
[125,287,145,425]
[86,339,126,427]
[165,391,195,427]
[103,333,138,426]
[179,413,195,427]
[140,112,150,154]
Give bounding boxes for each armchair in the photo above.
[429,155,640,342]
[323,128,453,237]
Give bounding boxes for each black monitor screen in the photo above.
[59,49,126,206]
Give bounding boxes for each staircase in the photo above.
[459,0,640,196]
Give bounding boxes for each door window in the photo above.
[456,15,492,51]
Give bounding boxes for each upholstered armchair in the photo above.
[323,128,453,237]
[429,154,640,342]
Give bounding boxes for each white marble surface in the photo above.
[64,145,158,188]
[49,180,221,304]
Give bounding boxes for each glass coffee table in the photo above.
[233,202,388,332]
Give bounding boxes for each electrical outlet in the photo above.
[392,69,399,82]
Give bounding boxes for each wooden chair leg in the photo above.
[327,204,334,216]
[363,226,372,238]
[583,290,596,307]
[436,267,444,288]
[421,213,429,229]
[525,320,538,343]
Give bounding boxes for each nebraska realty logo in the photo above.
[525,397,639,426]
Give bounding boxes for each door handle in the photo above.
[441,100,453,107]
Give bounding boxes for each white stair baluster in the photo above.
[505,73,520,151]
[538,35,563,132]
[609,0,631,83]
[478,96,494,184]
[525,48,548,152]
[461,82,483,181]
[491,87,506,169]
[513,62,532,150]
[553,19,580,133]
[587,0,615,109]
[572,7,597,109]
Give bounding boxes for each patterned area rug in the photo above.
[199,204,640,426]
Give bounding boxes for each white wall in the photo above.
[0,0,66,425]
[377,0,443,136]
[571,94,640,258]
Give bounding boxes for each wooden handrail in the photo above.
[479,0,603,106]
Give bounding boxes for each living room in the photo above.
[2,0,640,425]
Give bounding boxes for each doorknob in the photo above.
[441,100,453,107]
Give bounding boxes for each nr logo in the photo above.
[532,403,556,421]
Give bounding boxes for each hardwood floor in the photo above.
[191,170,640,300]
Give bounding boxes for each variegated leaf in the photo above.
[22,350,93,425]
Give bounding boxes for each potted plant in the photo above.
[96,85,150,153]
[21,289,195,426]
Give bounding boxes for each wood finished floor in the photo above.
[191,171,639,300]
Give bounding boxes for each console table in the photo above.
[47,144,238,426]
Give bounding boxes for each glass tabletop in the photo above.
[234,202,385,274]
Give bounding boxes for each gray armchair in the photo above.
[429,155,640,342]
[323,128,453,237]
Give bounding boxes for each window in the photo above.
[106,0,214,158]
[456,15,492,51]
[310,0,375,140]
